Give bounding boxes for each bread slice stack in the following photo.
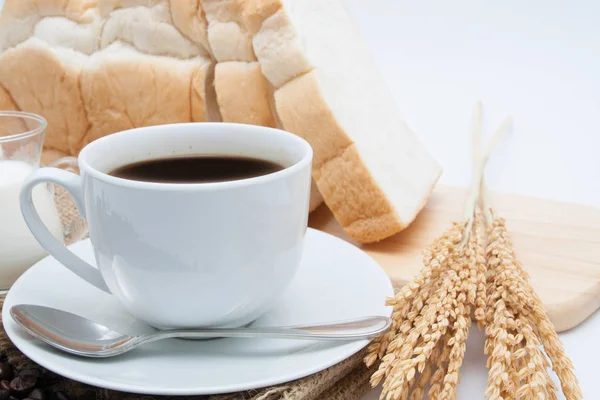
[0,0,441,242]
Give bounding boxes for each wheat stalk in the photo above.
[408,344,437,400]
[367,103,582,400]
[438,217,484,399]
[483,215,582,400]
[428,334,451,399]
[366,103,508,400]
[380,247,461,397]
[514,310,558,399]
[365,228,462,369]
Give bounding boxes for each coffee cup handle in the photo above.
[20,168,110,293]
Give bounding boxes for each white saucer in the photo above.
[3,228,393,396]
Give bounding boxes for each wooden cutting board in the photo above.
[309,185,600,332]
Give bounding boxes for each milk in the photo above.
[0,160,63,287]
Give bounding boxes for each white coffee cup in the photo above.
[20,123,313,329]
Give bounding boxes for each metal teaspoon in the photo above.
[10,304,391,358]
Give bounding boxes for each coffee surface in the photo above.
[109,155,284,183]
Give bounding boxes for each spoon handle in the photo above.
[138,316,391,343]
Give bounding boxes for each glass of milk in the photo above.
[0,111,76,289]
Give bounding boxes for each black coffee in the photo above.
[109,155,284,183]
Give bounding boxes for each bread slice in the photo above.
[246,0,442,242]
[81,0,216,143]
[80,1,215,144]
[0,39,91,154]
[98,0,220,124]
[0,0,100,52]
[169,0,212,54]
[99,0,206,59]
[81,42,212,146]
[200,0,275,127]
[212,61,276,126]
[0,0,100,155]
[203,0,326,211]
[0,85,19,111]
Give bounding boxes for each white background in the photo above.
[343,0,600,398]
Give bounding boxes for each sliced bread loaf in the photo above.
[245,0,442,242]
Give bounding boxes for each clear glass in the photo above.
[0,111,80,289]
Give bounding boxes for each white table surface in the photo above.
[344,0,600,398]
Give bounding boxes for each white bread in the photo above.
[0,0,323,212]
[169,0,212,54]
[0,39,91,154]
[0,0,100,52]
[0,0,100,154]
[201,0,275,128]
[99,0,207,59]
[203,0,254,62]
[202,0,327,208]
[0,0,217,156]
[80,42,213,146]
[204,0,325,210]
[0,85,19,111]
[81,0,216,144]
[0,0,439,225]
[212,61,275,126]
[246,0,442,242]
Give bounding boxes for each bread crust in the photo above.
[169,0,212,54]
[0,85,19,111]
[0,0,96,155]
[203,0,254,61]
[275,71,405,242]
[214,61,275,126]
[250,8,312,89]
[242,0,281,35]
[0,0,98,51]
[80,51,211,147]
[0,41,89,155]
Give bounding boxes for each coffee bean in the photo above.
[0,381,10,392]
[0,365,13,382]
[0,390,9,400]
[16,369,44,390]
[9,376,36,398]
[15,370,40,380]
[7,397,18,400]
[27,390,45,400]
